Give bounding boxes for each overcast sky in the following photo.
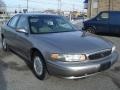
[3,0,84,12]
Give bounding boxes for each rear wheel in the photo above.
[86,27,96,34]
[32,51,47,80]
[2,37,8,51]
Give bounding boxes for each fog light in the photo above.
[112,46,116,52]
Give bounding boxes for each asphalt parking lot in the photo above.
[0,27,120,90]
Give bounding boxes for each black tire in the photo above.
[2,37,8,51]
[86,27,96,34]
[32,51,47,80]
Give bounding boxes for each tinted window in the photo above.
[8,15,19,28]
[16,16,28,30]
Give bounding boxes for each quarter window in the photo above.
[8,15,19,28]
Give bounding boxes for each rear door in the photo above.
[94,12,110,33]
[109,12,120,34]
[5,15,20,48]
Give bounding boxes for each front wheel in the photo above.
[86,27,96,34]
[2,38,8,51]
[32,52,47,80]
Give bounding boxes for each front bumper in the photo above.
[47,52,118,79]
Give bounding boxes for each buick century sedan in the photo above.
[1,13,118,80]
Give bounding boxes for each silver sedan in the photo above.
[1,13,118,80]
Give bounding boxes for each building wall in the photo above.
[87,0,99,18]
[98,0,109,11]
[87,0,120,18]
[112,0,120,11]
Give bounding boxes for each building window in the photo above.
[93,0,98,9]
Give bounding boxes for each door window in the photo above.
[98,12,109,20]
[16,16,29,30]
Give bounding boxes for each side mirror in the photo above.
[16,29,28,34]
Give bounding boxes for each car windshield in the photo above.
[29,15,77,34]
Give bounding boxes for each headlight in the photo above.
[112,46,116,52]
[51,53,86,62]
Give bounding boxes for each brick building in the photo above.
[84,0,120,18]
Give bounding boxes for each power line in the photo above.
[22,0,81,6]
[3,0,84,12]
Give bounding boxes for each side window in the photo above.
[16,16,28,30]
[8,15,19,28]
[98,12,109,20]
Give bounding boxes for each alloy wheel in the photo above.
[33,56,43,76]
[2,38,7,50]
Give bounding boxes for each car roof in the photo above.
[101,11,120,13]
[16,13,60,17]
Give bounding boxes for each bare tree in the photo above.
[0,0,6,13]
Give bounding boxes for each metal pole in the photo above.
[109,0,110,11]
[57,0,59,13]
[97,0,99,14]
[89,0,92,18]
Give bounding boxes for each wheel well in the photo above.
[1,34,4,39]
[30,48,49,73]
[30,48,45,61]
[86,26,96,30]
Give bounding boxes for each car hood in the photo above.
[33,31,112,54]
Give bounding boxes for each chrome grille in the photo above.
[88,50,112,60]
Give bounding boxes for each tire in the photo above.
[86,27,96,34]
[2,37,8,51]
[32,51,47,80]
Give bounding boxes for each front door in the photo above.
[15,16,31,58]
[109,12,120,34]
[94,12,110,33]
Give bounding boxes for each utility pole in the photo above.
[73,4,75,11]
[18,4,21,13]
[27,0,29,12]
[58,0,62,13]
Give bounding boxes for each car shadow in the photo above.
[0,60,7,90]
[9,50,33,71]
[97,33,120,37]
